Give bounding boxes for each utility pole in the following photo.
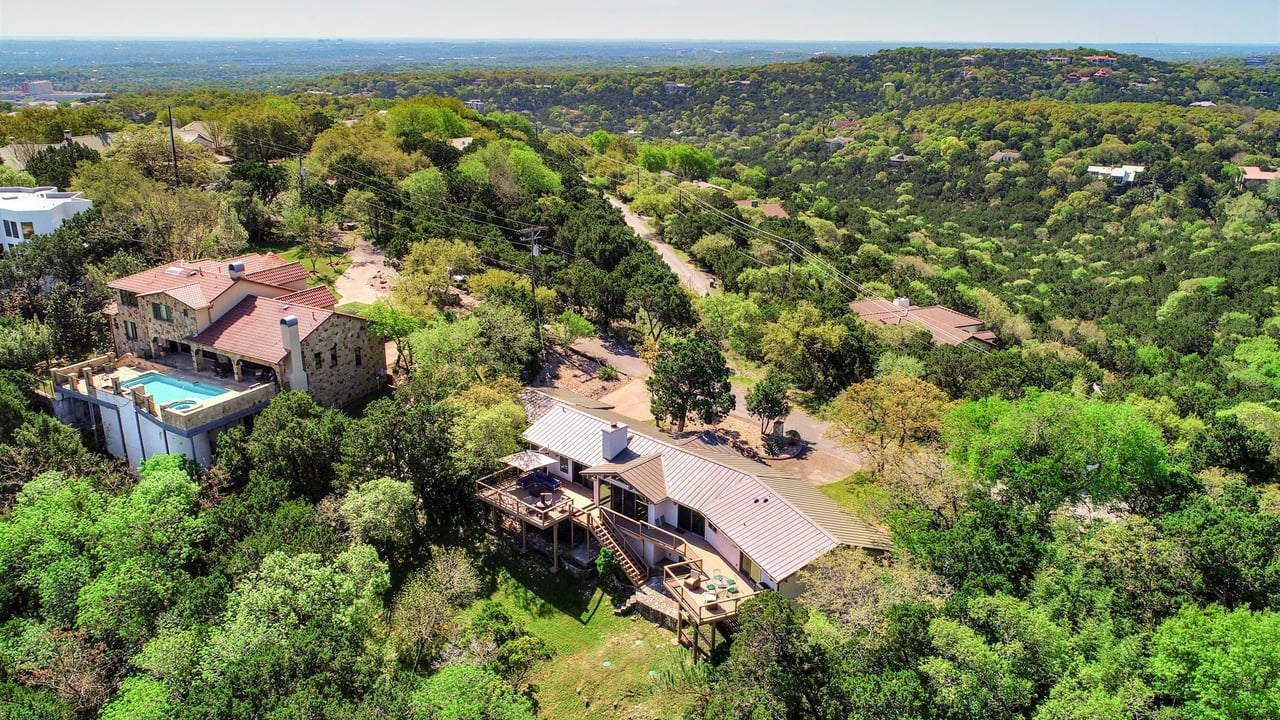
[519,226,549,354]
[297,153,306,203]
[166,106,180,188]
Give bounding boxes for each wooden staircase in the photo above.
[590,513,648,586]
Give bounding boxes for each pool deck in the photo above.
[52,354,279,432]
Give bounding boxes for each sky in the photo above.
[3,0,1278,43]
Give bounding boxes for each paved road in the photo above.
[598,193,866,477]
[334,234,397,305]
[606,195,714,297]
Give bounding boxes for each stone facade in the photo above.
[110,292,202,365]
[299,312,385,408]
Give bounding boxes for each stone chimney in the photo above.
[228,261,245,280]
[601,421,628,461]
[280,316,308,392]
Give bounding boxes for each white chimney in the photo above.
[601,421,628,461]
[894,297,911,309]
[228,261,245,280]
[280,316,308,392]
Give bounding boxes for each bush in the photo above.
[763,436,787,457]
[597,364,620,382]
[595,547,623,579]
[786,429,802,446]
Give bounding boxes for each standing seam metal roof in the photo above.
[520,390,891,581]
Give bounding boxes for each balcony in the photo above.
[663,558,758,625]
[475,466,596,530]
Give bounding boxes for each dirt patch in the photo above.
[537,350,626,399]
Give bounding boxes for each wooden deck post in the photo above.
[521,520,527,550]
[551,519,559,571]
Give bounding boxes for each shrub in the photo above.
[597,364,620,382]
[595,547,623,579]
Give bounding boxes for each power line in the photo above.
[562,141,991,354]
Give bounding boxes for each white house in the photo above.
[1087,164,1145,184]
[515,389,890,596]
[0,187,93,250]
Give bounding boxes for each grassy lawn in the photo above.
[248,240,352,288]
[335,301,370,316]
[818,470,893,525]
[725,352,769,389]
[470,544,702,719]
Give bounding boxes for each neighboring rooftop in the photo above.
[850,296,997,348]
[0,186,90,211]
[1240,166,1279,182]
[1087,164,1145,183]
[735,199,790,219]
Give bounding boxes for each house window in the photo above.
[1,220,11,238]
[676,505,706,537]
[313,351,323,369]
[354,348,362,367]
[609,484,648,523]
[20,222,34,240]
[151,302,171,322]
[740,553,762,583]
[4,220,17,238]
[119,290,139,308]
[124,321,138,340]
[330,346,338,365]
[558,455,569,474]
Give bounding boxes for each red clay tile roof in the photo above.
[246,263,310,287]
[850,297,996,347]
[276,286,338,309]
[1241,166,1280,182]
[108,253,297,309]
[187,296,332,363]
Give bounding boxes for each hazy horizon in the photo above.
[4,0,1278,44]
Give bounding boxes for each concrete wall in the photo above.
[300,312,384,407]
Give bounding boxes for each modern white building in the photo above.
[1087,165,1145,184]
[0,186,93,250]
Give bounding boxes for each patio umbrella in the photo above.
[500,450,558,472]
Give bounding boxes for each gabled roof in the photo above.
[108,253,302,309]
[276,286,338,309]
[1241,166,1279,182]
[187,296,332,363]
[735,200,791,219]
[520,389,890,581]
[583,454,666,503]
[245,262,310,287]
[850,297,995,347]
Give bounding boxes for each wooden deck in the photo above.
[663,559,758,626]
[475,468,596,530]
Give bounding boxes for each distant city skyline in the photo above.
[4,0,1278,44]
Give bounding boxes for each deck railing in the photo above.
[474,469,576,528]
[663,558,757,624]
[600,507,690,557]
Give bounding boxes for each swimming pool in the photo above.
[121,372,228,405]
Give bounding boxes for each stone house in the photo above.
[106,253,384,408]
